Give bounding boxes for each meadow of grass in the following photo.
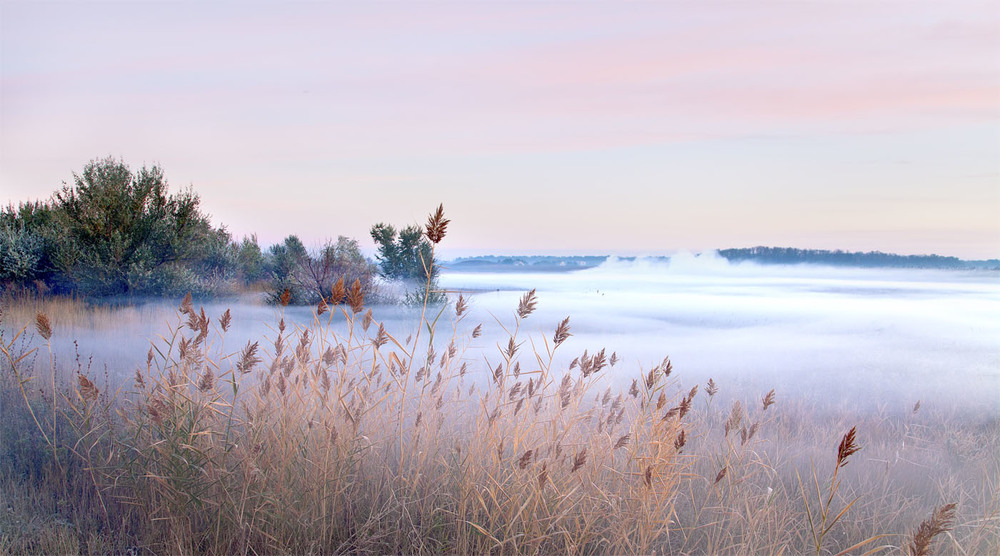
[1,211,997,555]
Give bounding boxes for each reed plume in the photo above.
[35,312,52,340]
[517,289,537,318]
[77,374,99,402]
[907,503,957,556]
[424,203,449,244]
[330,276,346,304]
[347,278,364,313]
[837,426,860,468]
[553,317,571,346]
[762,389,776,411]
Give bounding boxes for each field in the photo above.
[1,260,998,555]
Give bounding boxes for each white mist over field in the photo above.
[7,254,997,418]
[440,254,1000,415]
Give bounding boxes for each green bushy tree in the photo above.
[0,222,45,286]
[370,223,437,282]
[50,157,218,296]
[4,157,382,302]
[235,235,266,285]
[370,221,442,304]
[0,202,60,292]
[266,235,309,304]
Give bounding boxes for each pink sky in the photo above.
[1,1,998,259]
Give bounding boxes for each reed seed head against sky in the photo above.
[1,1,998,259]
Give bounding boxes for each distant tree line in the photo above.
[1,157,439,304]
[717,247,994,269]
[448,255,607,272]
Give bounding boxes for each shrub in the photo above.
[265,235,378,305]
[49,157,220,296]
[371,223,437,281]
[371,214,444,304]
[265,235,309,304]
[5,159,381,302]
[234,234,266,285]
[0,202,59,292]
[0,222,45,286]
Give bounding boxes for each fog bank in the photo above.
[440,255,1000,414]
[4,254,997,417]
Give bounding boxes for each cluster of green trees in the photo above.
[1,157,440,304]
[716,247,987,269]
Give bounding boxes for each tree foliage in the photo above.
[370,223,437,283]
[0,202,60,288]
[370,221,444,305]
[265,235,377,306]
[0,158,236,297]
[266,235,308,304]
[297,236,377,303]
[717,246,974,269]
[1,157,386,303]
[48,157,218,295]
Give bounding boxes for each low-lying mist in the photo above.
[5,252,997,418]
[3,252,998,554]
[440,253,1000,416]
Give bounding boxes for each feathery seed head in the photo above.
[614,434,630,450]
[347,278,365,313]
[706,378,719,397]
[762,389,776,411]
[331,277,346,304]
[425,204,449,244]
[714,466,727,485]
[837,426,861,468]
[198,367,215,392]
[517,289,537,319]
[237,341,261,374]
[553,317,572,347]
[78,375,99,402]
[35,313,52,340]
[674,429,686,451]
[518,449,533,469]
[372,323,388,349]
[219,309,232,332]
[907,503,957,556]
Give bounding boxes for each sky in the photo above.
[1,1,998,259]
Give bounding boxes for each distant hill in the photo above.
[444,249,999,272]
[717,247,1000,270]
[444,255,609,272]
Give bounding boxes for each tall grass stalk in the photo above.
[1,206,996,555]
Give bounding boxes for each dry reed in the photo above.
[1,206,997,555]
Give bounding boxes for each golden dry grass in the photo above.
[1,211,997,555]
[2,290,998,554]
